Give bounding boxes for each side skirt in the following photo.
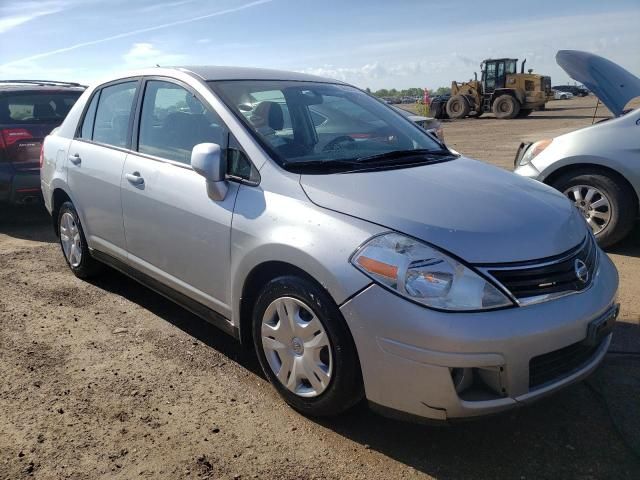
[91,249,239,339]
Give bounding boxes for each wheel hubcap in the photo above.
[563,184,612,235]
[261,297,333,398]
[60,212,82,267]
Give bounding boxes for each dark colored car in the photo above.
[0,80,84,204]
[429,94,451,119]
[552,85,589,97]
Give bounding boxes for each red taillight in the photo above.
[39,143,45,169]
[1,128,33,146]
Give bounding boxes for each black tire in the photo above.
[550,170,638,248]
[492,94,520,119]
[429,100,448,119]
[57,201,103,278]
[517,109,533,118]
[446,95,470,119]
[252,275,363,417]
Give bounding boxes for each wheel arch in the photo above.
[542,162,640,211]
[492,88,522,104]
[51,187,73,236]
[237,261,328,345]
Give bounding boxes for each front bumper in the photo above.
[340,252,618,421]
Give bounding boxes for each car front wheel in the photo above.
[252,275,363,417]
[551,171,637,248]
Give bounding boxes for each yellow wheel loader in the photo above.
[444,58,553,119]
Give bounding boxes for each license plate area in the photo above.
[583,304,619,347]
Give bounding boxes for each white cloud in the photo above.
[0,0,66,34]
[122,42,185,68]
[298,10,640,89]
[0,0,273,68]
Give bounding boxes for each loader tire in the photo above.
[446,95,470,119]
[492,94,520,119]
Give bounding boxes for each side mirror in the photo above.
[191,143,228,201]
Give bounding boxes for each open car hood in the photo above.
[556,50,640,117]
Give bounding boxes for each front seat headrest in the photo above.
[251,101,284,131]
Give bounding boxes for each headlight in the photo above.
[351,233,514,311]
[518,139,552,166]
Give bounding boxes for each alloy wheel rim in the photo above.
[261,297,333,397]
[60,212,82,267]
[563,184,612,235]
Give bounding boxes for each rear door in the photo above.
[121,78,239,315]
[67,80,139,260]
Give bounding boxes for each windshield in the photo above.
[209,80,447,171]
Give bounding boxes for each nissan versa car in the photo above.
[41,67,619,421]
[515,51,640,248]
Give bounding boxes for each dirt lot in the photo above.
[1,96,639,479]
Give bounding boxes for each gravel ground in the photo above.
[1,96,639,479]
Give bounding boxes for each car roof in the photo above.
[0,81,86,93]
[178,65,346,84]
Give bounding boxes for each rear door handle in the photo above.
[125,172,144,186]
[68,153,81,165]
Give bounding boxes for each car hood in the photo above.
[300,157,586,264]
[556,50,640,117]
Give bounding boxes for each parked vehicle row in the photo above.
[552,84,589,97]
[552,89,574,100]
[41,63,619,422]
[0,80,84,204]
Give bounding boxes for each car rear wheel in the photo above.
[58,201,103,278]
[551,171,637,248]
[446,95,470,119]
[252,275,363,417]
[492,94,520,119]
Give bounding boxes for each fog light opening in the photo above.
[451,366,507,402]
[451,367,473,394]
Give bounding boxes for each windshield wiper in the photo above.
[355,149,456,163]
[283,159,363,171]
[284,149,457,172]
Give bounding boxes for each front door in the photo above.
[121,79,238,316]
[67,80,139,260]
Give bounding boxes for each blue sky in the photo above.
[1,0,639,89]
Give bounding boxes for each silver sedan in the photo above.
[515,50,640,247]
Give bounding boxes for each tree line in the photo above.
[365,86,451,99]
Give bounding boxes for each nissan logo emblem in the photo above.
[574,259,589,284]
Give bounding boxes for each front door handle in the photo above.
[125,172,144,186]
[68,153,81,165]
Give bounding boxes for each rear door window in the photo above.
[92,82,137,148]
[0,91,81,124]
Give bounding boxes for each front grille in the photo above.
[487,235,597,301]
[529,338,603,389]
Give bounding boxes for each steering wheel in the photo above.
[322,135,356,152]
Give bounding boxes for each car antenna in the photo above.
[591,98,600,125]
